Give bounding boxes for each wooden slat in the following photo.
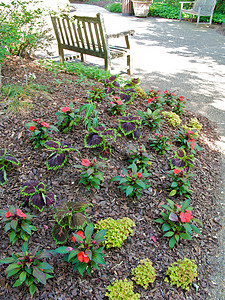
[94,23,102,53]
[88,23,96,52]
[82,21,90,50]
[72,21,80,48]
[77,20,85,49]
[62,18,70,45]
[57,18,66,45]
[66,18,75,46]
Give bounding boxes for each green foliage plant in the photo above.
[167,168,194,197]
[95,217,135,249]
[162,111,181,127]
[170,148,194,172]
[25,118,58,148]
[172,95,186,115]
[108,96,127,115]
[87,86,106,102]
[149,132,171,155]
[118,114,142,140]
[111,163,151,199]
[55,103,81,133]
[44,141,79,171]
[52,200,91,244]
[127,144,152,171]
[137,108,162,130]
[131,259,156,289]
[0,205,36,244]
[74,158,105,190]
[105,2,122,13]
[0,149,19,185]
[165,258,198,290]
[0,242,53,297]
[174,127,201,153]
[162,90,177,106]
[106,279,140,300]
[79,102,99,130]
[155,199,201,248]
[53,223,106,276]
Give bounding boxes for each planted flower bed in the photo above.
[0,57,222,299]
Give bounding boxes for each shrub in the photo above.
[165,258,198,290]
[132,259,156,289]
[105,2,122,13]
[106,279,140,300]
[137,108,162,130]
[162,111,181,127]
[95,217,135,248]
[167,167,194,197]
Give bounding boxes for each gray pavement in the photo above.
[43,5,225,298]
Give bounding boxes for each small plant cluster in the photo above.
[137,108,162,130]
[108,96,126,115]
[155,199,201,248]
[149,132,171,155]
[0,149,20,185]
[87,86,106,102]
[0,205,36,244]
[55,102,81,133]
[111,163,151,199]
[74,158,104,190]
[95,217,135,248]
[147,89,162,110]
[135,86,147,99]
[183,117,202,135]
[118,114,142,140]
[132,259,156,289]
[127,144,152,171]
[106,279,140,300]
[162,111,181,127]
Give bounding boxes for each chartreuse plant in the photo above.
[53,223,106,276]
[149,132,171,155]
[20,180,55,212]
[106,279,140,300]
[118,114,142,140]
[167,168,194,197]
[0,206,36,244]
[52,200,91,244]
[165,258,198,290]
[135,86,147,99]
[0,242,53,297]
[84,125,117,159]
[111,163,151,199]
[127,144,152,171]
[182,117,202,137]
[74,158,104,190]
[55,103,81,133]
[95,217,135,249]
[132,259,156,289]
[44,141,79,170]
[171,148,194,172]
[25,118,58,148]
[0,149,19,185]
[155,199,201,248]
[162,111,181,127]
[137,108,162,130]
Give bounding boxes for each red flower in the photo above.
[154,133,158,136]
[179,96,185,101]
[148,98,153,103]
[114,96,120,100]
[16,209,26,219]
[40,269,44,271]
[137,172,142,178]
[171,93,176,96]
[41,122,49,128]
[164,90,168,94]
[116,100,122,105]
[173,169,181,174]
[110,101,113,105]
[72,231,85,242]
[179,211,193,223]
[190,138,195,150]
[33,118,41,122]
[187,130,194,135]
[29,126,35,131]
[62,107,70,113]
[175,204,182,209]
[149,89,153,93]
[5,211,11,218]
[81,159,90,167]
[77,251,89,263]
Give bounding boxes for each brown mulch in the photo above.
[0,56,223,299]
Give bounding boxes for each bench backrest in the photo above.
[51,13,109,59]
[192,0,217,14]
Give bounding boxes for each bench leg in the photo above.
[59,46,64,63]
[127,54,131,75]
[104,56,111,72]
[81,54,86,62]
[179,10,182,22]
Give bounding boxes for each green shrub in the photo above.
[95,217,135,248]
[132,259,156,289]
[105,2,122,13]
[135,86,148,99]
[106,279,140,300]
[162,111,181,127]
[165,258,198,290]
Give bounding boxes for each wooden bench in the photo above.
[51,13,135,75]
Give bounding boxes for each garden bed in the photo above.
[0,56,223,299]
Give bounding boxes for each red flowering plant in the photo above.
[167,168,195,198]
[111,163,151,199]
[147,89,163,110]
[53,223,106,276]
[74,158,105,190]
[149,132,171,155]
[172,95,186,115]
[0,242,54,297]
[55,102,81,133]
[162,90,177,107]
[126,144,152,171]
[0,205,37,244]
[87,86,106,103]
[25,118,58,148]
[0,149,20,185]
[155,199,201,248]
[108,96,127,116]
[174,128,201,153]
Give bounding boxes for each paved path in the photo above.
[44,5,225,298]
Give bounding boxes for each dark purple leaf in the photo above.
[29,194,45,211]
[70,200,90,211]
[186,159,194,165]
[36,182,45,190]
[0,169,6,185]
[52,224,68,244]
[171,158,186,168]
[133,128,141,139]
[125,88,135,93]
[169,212,179,222]
[21,180,40,195]
[121,122,136,133]
[100,147,111,159]
[132,78,139,85]
[120,93,131,103]
[3,156,19,165]
[93,126,105,132]
[119,116,129,121]
[102,130,115,137]
[69,212,88,229]
[45,141,60,149]
[61,141,72,149]
[47,153,66,169]
[86,133,103,146]
[113,81,120,88]
[177,149,185,158]
[129,115,140,121]
[105,87,113,94]
[109,75,117,82]
[46,192,55,206]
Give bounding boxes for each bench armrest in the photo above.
[106,30,135,39]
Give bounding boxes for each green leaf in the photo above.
[19,271,26,283]
[22,242,28,253]
[94,229,106,241]
[0,257,14,264]
[53,247,70,254]
[6,268,20,278]
[10,219,18,230]
[180,232,192,240]
[126,186,133,196]
[13,279,23,287]
[77,263,87,276]
[37,262,53,270]
[33,266,46,285]
[29,284,36,297]
[68,249,80,261]
[191,224,201,234]
[155,218,164,224]
[92,252,105,265]
[169,189,177,197]
[163,231,174,237]
[5,263,20,273]
[169,236,176,248]
[9,231,16,243]
[183,223,192,233]
[85,223,94,241]
[136,180,146,189]
[181,199,190,211]
[21,222,31,235]
[175,234,179,242]
[4,222,11,232]
[162,223,171,232]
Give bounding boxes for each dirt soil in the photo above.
[0,56,223,300]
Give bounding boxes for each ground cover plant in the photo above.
[0,56,222,299]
